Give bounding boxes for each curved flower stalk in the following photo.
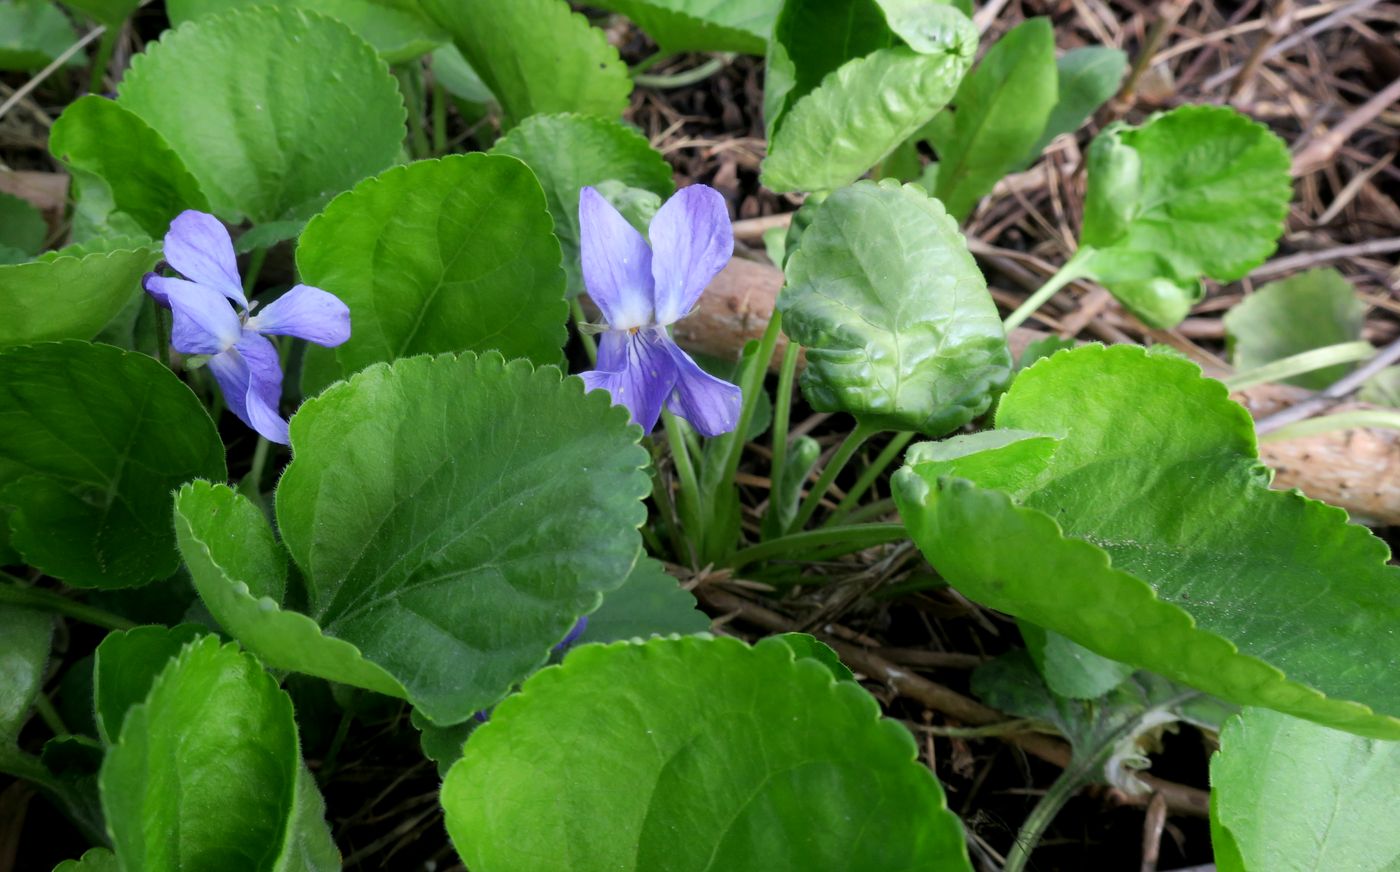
[578,184,742,436]
[142,211,350,444]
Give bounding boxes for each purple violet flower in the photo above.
[578,184,741,436]
[142,210,350,445]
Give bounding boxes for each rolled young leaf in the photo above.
[99,636,338,872]
[443,635,973,871]
[778,180,1012,435]
[895,344,1400,738]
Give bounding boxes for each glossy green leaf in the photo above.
[771,633,855,681]
[49,96,210,239]
[419,0,631,128]
[1077,105,1291,328]
[100,636,338,872]
[0,342,226,588]
[174,481,407,698]
[1211,707,1400,872]
[52,848,118,872]
[0,0,77,70]
[930,18,1056,221]
[57,0,138,25]
[116,6,405,224]
[577,557,709,644]
[490,114,674,298]
[0,604,52,744]
[431,45,493,104]
[763,0,896,137]
[0,191,45,255]
[296,155,567,378]
[443,635,972,871]
[903,429,1057,495]
[778,180,1012,434]
[762,9,976,193]
[167,0,446,62]
[0,246,158,347]
[273,353,650,725]
[1024,46,1127,161]
[1224,268,1364,390]
[93,624,208,744]
[588,0,780,54]
[895,344,1400,738]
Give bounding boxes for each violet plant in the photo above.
[2,1,1398,871]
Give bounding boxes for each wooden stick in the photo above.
[659,257,1400,525]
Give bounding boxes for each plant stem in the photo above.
[33,694,68,737]
[242,246,269,297]
[397,64,430,159]
[150,293,171,368]
[842,496,897,525]
[571,299,597,365]
[628,51,668,76]
[0,575,137,631]
[710,312,784,501]
[88,26,119,94]
[634,55,730,89]
[1001,249,1093,332]
[789,420,881,532]
[1260,408,1400,442]
[1223,341,1376,392]
[662,411,703,566]
[726,523,906,571]
[764,342,800,539]
[1002,755,1099,872]
[825,430,914,526]
[431,78,447,154]
[246,436,272,493]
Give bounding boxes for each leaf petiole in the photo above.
[1002,247,1094,332]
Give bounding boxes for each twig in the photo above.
[1292,76,1400,175]
[1248,237,1400,279]
[1255,336,1400,434]
[697,587,1211,817]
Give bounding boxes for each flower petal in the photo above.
[579,186,654,330]
[579,329,677,433]
[246,284,351,347]
[144,275,241,355]
[649,185,732,325]
[207,332,289,444]
[163,210,247,308]
[665,341,742,437]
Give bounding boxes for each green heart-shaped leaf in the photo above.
[895,344,1400,738]
[49,96,210,239]
[577,557,710,644]
[166,0,447,62]
[0,246,159,347]
[443,635,972,871]
[778,180,1012,434]
[0,342,226,588]
[929,17,1056,221]
[100,636,338,872]
[1077,105,1291,328]
[490,113,674,298]
[1211,707,1400,872]
[1224,268,1365,390]
[52,848,118,871]
[762,4,975,192]
[587,0,780,55]
[419,0,631,128]
[0,191,45,256]
[273,352,650,724]
[296,154,567,379]
[116,6,405,224]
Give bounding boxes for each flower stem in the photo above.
[242,246,269,297]
[0,574,137,631]
[662,411,703,566]
[763,341,800,540]
[789,420,881,532]
[88,26,118,94]
[1001,249,1093,332]
[726,523,906,571]
[431,77,448,155]
[824,430,914,526]
[571,299,597,365]
[1260,408,1400,442]
[1223,340,1376,392]
[1002,755,1099,872]
[633,55,731,89]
